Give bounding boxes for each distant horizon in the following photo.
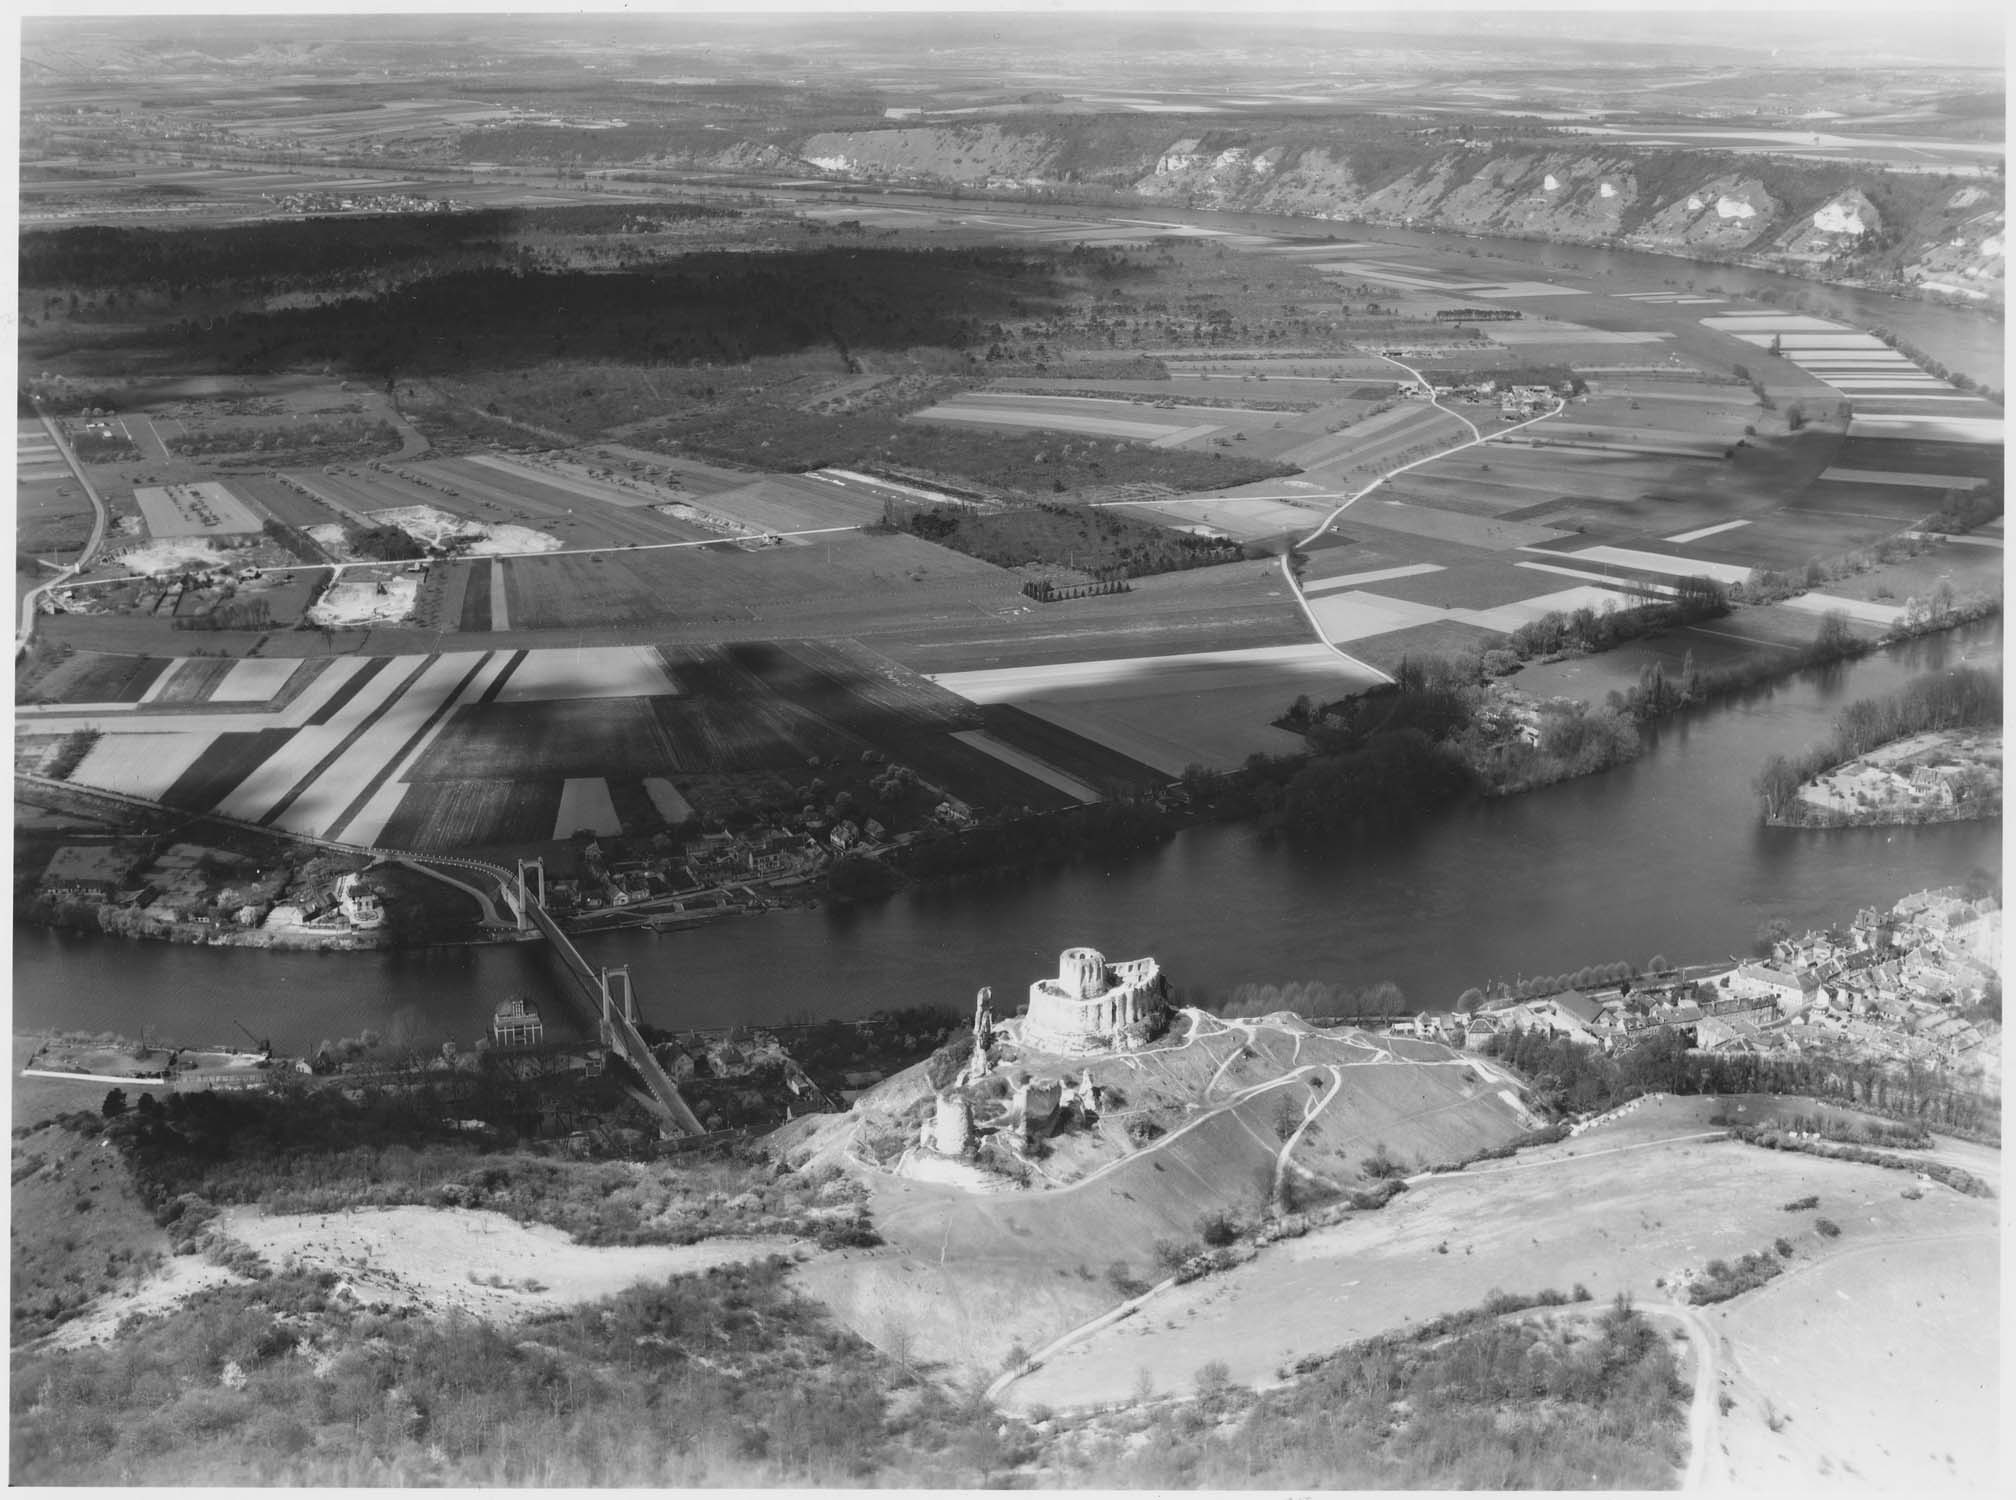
[19,5,2006,71]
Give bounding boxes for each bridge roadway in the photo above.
[510,886,708,1136]
[14,773,706,1137]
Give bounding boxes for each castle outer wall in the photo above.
[1021,947,1166,1054]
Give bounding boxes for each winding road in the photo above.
[1277,357,1566,684]
[17,409,112,656]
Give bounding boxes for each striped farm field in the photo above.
[275,652,509,839]
[147,656,237,705]
[491,645,677,703]
[642,777,694,823]
[69,731,220,801]
[405,697,704,782]
[375,779,565,852]
[211,656,431,823]
[211,657,303,703]
[552,778,623,839]
[975,703,1167,796]
[31,652,173,706]
[1275,403,1467,472]
[156,728,300,812]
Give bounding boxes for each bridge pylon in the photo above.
[513,857,546,930]
[598,965,636,1035]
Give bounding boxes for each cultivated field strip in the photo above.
[32,653,173,707]
[552,778,624,839]
[724,639,1080,810]
[301,657,383,726]
[146,656,236,705]
[1276,404,1467,470]
[157,728,302,813]
[949,731,1101,803]
[1302,562,1447,595]
[21,654,373,737]
[275,652,496,838]
[210,655,432,824]
[491,644,679,703]
[209,656,302,703]
[642,777,694,824]
[461,452,663,510]
[132,481,261,539]
[328,651,518,846]
[929,644,1366,776]
[1818,468,1988,490]
[973,704,1170,794]
[69,730,221,802]
[404,697,683,783]
[375,779,564,854]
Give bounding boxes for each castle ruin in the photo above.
[1020,946,1168,1054]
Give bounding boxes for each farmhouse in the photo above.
[1019,947,1169,1055]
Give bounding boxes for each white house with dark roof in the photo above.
[1731,962,1812,1013]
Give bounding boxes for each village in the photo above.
[1404,887,2001,1086]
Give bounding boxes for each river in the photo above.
[12,619,1999,1053]
[766,186,2005,389]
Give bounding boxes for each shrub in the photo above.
[1815,1217,1841,1239]
[1773,1238,1794,1258]
[1782,1195,1819,1212]
[1688,1249,1783,1304]
[1197,1211,1239,1249]
[1154,1238,1203,1272]
[1360,1146,1405,1180]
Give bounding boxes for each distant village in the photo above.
[265,190,458,216]
[1400,887,2001,1085]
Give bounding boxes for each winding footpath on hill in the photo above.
[984,1111,1760,1491]
[1277,356,1567,684]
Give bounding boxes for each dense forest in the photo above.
[18,202,737,293]
[48,247,1082,381]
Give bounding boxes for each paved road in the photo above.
[17,410,112,655]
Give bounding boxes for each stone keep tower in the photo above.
[1022,946,1167,1055]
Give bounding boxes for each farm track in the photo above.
[1279,358,1567,682]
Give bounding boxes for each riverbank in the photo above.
[1772,727,2002,829]
[1757,662,2002,826]
[12,606,2000,960]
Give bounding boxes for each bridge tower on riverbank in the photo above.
[597,966,637,1042]
[513,858,546,930]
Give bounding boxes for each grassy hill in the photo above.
[776,1010,1536,1375]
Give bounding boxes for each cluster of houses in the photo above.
[1392,972,1775,1054]
[266,191,456,215]
[1772,890,2000,1071]
[35,838,388,941]
[1395,887,2000,1077]
[1392,376,1558,419]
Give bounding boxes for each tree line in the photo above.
[1756,666,2002,820]
[19,201,737,293]
[1486,1022,1997,1133]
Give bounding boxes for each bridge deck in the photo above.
[521,894,705,1136]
